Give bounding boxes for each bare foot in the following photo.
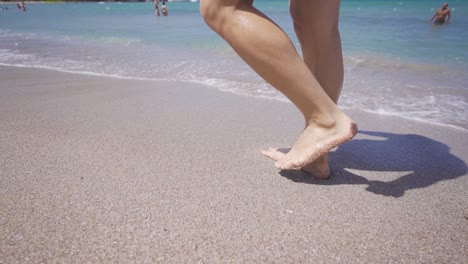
[274,111,357,170]
[260,147,330,179]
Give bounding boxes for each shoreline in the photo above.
[1,62,466,133]
[1,65,467,262]
[0,1,157,3]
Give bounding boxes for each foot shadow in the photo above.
[278,130,468,198]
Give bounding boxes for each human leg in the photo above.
[261,0,345,177]
[291,0,344,102]
[200,0,357,169]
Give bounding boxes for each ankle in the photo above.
[304,111,339,129]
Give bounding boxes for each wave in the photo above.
[344,54,467,76]
[0,42,466,132]
[2,61,466,133]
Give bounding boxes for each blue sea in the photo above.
[1,0,467,130]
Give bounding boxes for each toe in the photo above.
[281,158,304,170]
[279,160,293,170]
[274,158,286,169]
[260,147,286,161]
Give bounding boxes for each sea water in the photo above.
[1,0,467,130]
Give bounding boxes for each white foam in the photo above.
[2,62,466,132]
[0,62,168,82]
[2,41,467,133]
[350,107,468,133]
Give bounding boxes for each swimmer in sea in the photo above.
[162,2,168,16]
[154,0,160,16]
[17,2,26,11]
[430,2,451,24]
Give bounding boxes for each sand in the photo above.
[1,65,467,262]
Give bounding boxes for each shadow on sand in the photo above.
[278,130,468,198]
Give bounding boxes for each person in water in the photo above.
[17,2,26,11]
[162,2,168,16]
[200,0,357,179]
[154,0,160,16]
[430,2,451,24]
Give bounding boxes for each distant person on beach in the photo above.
[162,2,168,16]
[154,0,160,16]
[200,0,357,179]
[17,2,26,11]
[430,2,451,24]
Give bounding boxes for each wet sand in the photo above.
[1,65,467,262]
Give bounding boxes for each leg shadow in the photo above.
[278,130,467,198]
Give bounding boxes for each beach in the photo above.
[1,65,467,262]
[1,0,468,261]
[1,1,468,130]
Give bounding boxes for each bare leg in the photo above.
[200,0,357,170]
[291,0,344,102]
[261,0,344,178]
[155,0,160,16]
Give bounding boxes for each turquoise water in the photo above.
[1,0,467,130]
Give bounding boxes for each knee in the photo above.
[200,0,246,33]
[290,2,339,34]
[200,0,226,31]
[289,2,306,27]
